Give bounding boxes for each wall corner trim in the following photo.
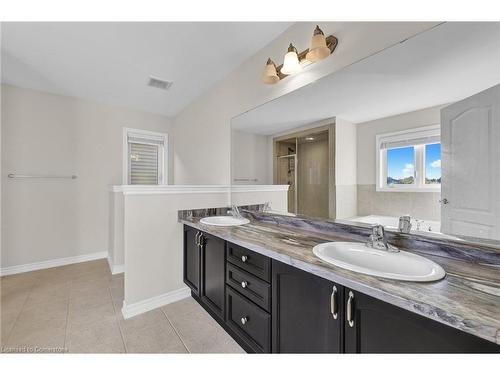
[121,287,191,319]
[0,251,108,276]
[107,256,125,275]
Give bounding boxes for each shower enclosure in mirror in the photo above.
[230,22,500,243]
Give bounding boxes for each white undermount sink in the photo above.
[200,216,250,227]
[312,242,446,282]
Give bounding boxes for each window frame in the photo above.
[375,125,440,193]
[122,127,168,185]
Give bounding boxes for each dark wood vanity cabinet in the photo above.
[183,226,200,296]
[183,225,499,353]
[200,232,226,319]
[272,260,343,353]
[183,227,226,319]
[226,286,271,353]
[343,289,500,353]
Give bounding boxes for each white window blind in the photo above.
[124,129,167,185]
[129,142,160,185]
[380,134,440,149]
[379,126,440,150]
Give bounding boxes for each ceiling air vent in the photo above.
[147,76,173,90]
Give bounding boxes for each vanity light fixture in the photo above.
[281,43,302,75]
[261,58,280,84]
[305,137,315,141]
[261,25,338,84]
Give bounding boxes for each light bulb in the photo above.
[281,43,301,75]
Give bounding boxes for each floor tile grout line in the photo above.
[109,284,128,353]
[3,277,36,346]
[161,308,191,354]
[62,280,73,351]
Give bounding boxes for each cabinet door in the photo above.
[183,226,200,296]
[344,289,500,353]
[200,232,226,319]
[272,260,343,353]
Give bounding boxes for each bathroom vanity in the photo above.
[181,210,500,353]
[199,22,500,354]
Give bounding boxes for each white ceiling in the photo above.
[232,22,500,135]
[1,22,292,117]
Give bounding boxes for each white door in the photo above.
[441,84,500,240]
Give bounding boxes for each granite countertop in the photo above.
[181,215,500,345]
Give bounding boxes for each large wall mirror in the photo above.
[230,22,500,243]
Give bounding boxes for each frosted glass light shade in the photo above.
[281,44,301,75]
[306,34,330,61]
[261,58,279,84]
[306,25,331,62]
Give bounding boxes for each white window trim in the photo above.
[376,124,440,193]
[122,127,169,185]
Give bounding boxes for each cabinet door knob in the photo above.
[241,281,248,288]
[240,316,248,325]
[241,255,248,263]
[439,198,449,205]
[330,285,338,320]
[347,291,355,328]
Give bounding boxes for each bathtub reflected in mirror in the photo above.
[230,22,500,243]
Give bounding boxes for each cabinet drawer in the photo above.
[226,242,271,282]
[226,286,271,353]
[226,263,271,312]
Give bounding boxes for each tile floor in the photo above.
[0,259,244,353]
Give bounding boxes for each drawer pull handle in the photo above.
[241,316,248,325]
[241,281,248,288]
[330,285,338,320]
[195,232,200,246]
[241,255,248,263]
[347,291,354,328]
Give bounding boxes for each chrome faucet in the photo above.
[228,204,242,218]
[415,219,424,231]
[367,224,399,252]
[398,215,412,234]
[262,201,271,212]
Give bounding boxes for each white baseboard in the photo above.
[0,251,108,277]
[121,287,191,319]
[107,256,125,275]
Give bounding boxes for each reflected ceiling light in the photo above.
[305,137,315,141]
[261,25,338,84]
[281,43,302,75]
[306,25,331,62]
[261,58,280,84]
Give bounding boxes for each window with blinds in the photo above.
[124,129,167,185]
[376,125,440,192]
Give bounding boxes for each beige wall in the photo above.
[335,118,358,219]
[108,191,124,270]
[123,192,228,306]
[173,23,438,186]
[121,187,287,314]
[1,85,173,268]
[231,130,270,185]
[231,188,288,211]
[356,105,445,221]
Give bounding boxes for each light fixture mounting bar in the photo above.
[276,35,338,79]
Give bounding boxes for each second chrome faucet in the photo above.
[367,224,399,252]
